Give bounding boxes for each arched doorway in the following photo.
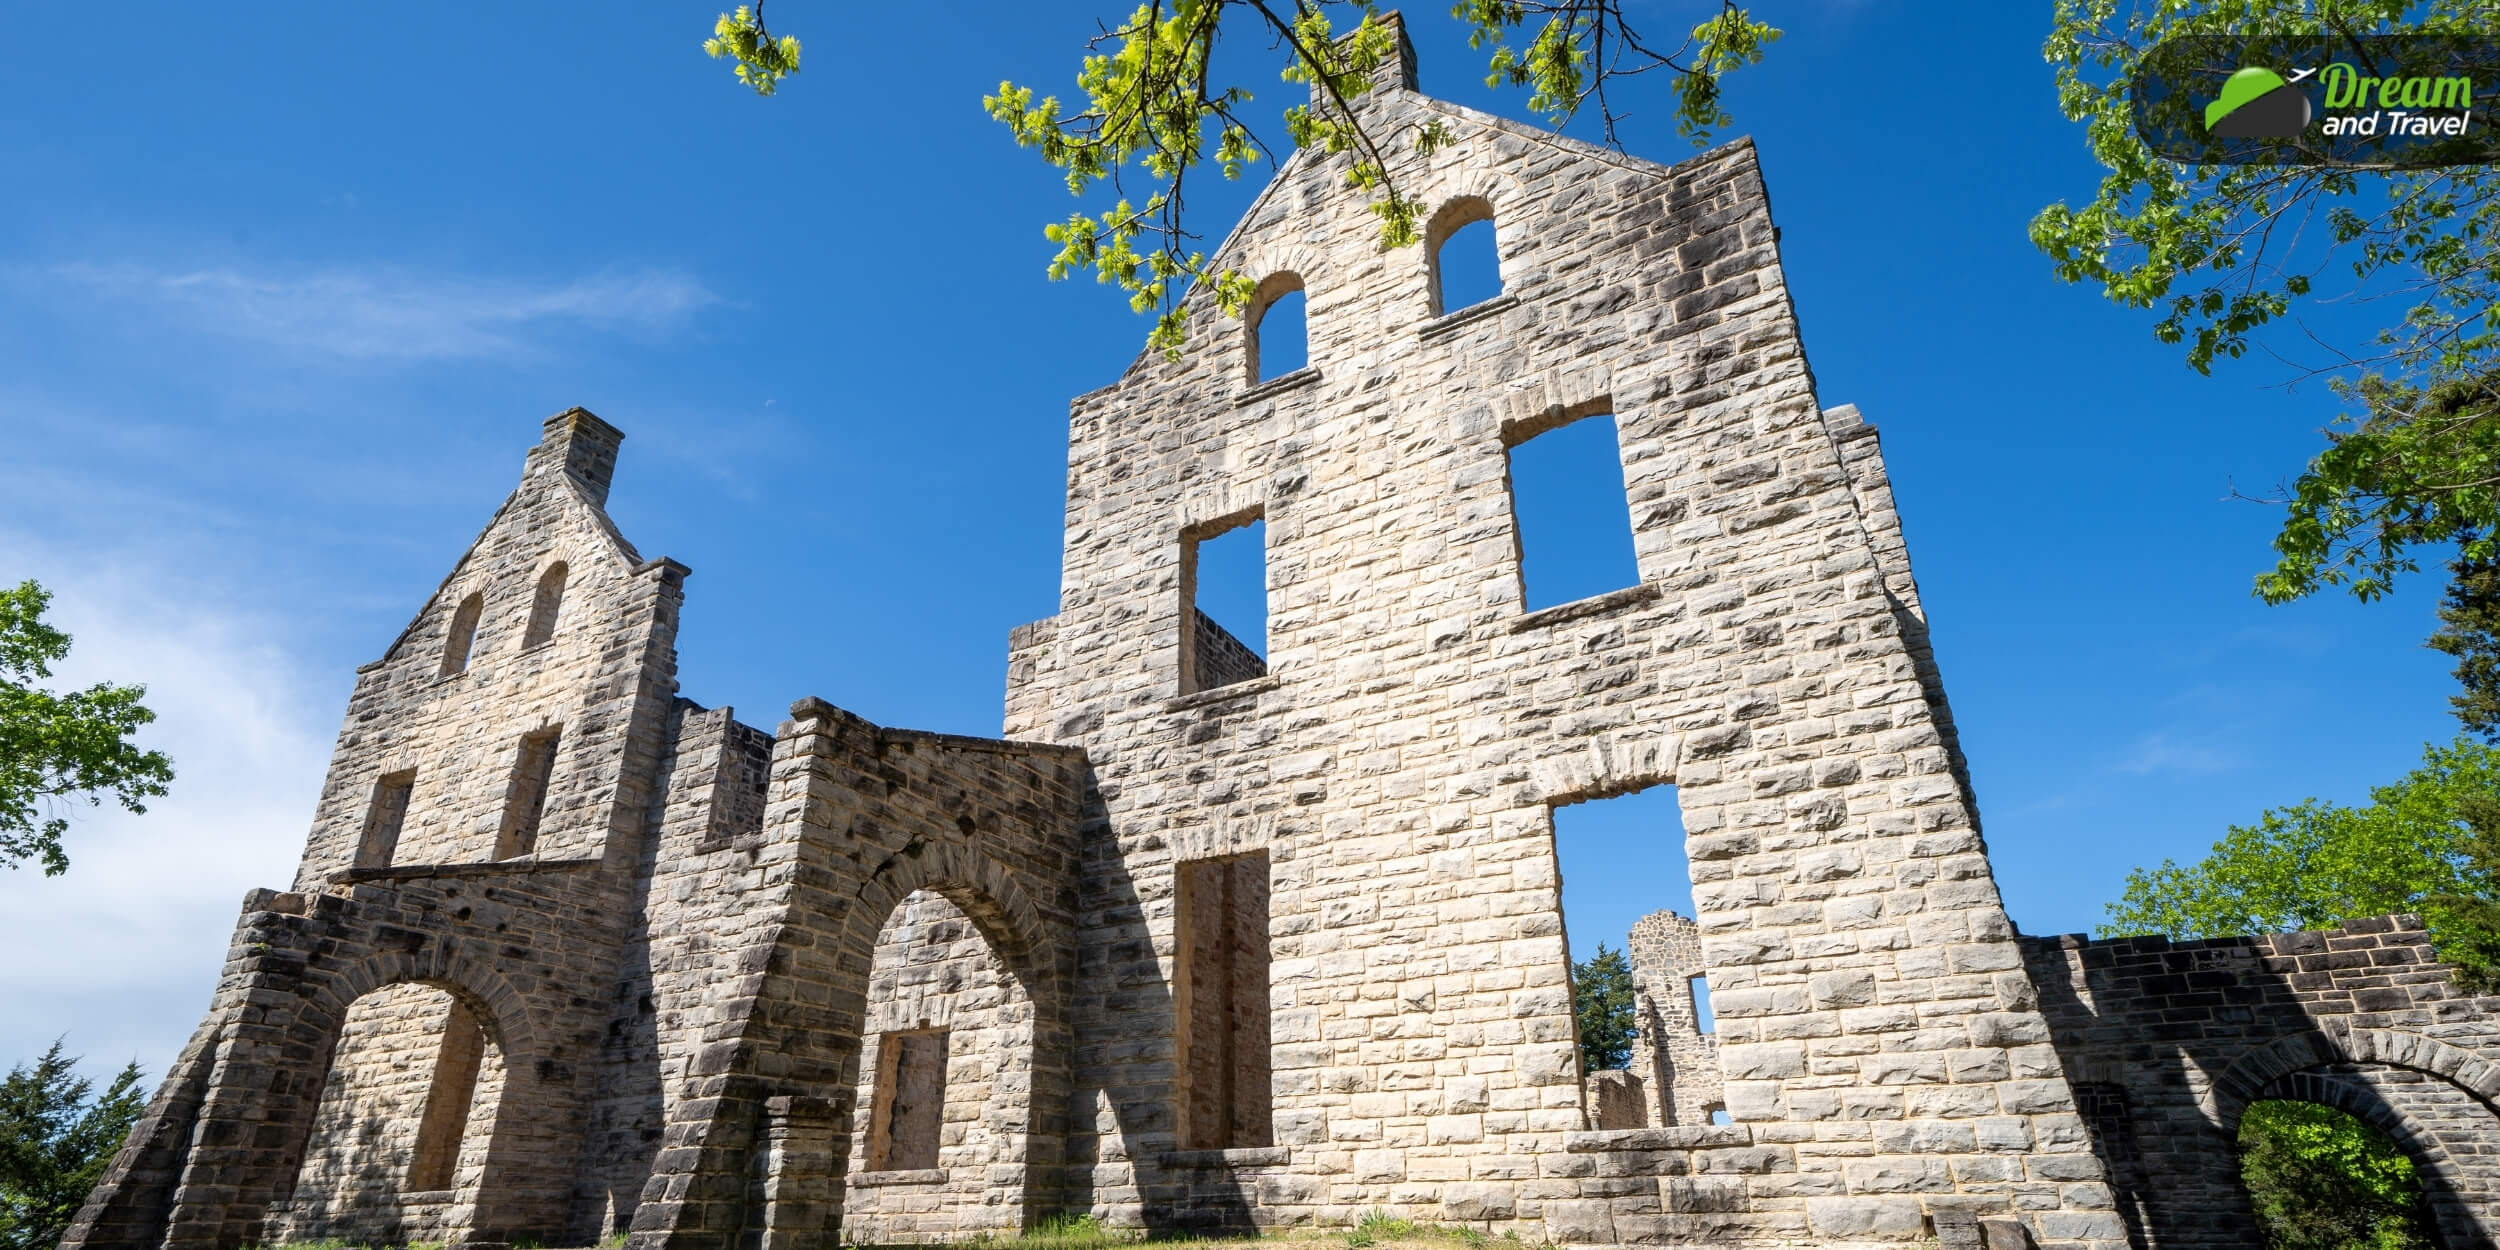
[2236,1061,2500,1249]
[269,982,509,1246]
[841,888,1041,1242]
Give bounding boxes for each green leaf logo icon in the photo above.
[2205,66,2312,138]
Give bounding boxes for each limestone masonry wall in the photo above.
[68,16,2500,1250]
[2024,917,2500,1250]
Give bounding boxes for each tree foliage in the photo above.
[2430,548,2500,738]
[2237,1099,2434,1250]
[0,1043,147,1250]
[2035,0,2500,603]
[0,580,174,876]
[2103,737,2500,987]
[1571,942,1636,1072]
[703,5,799,97]
[705,2,1778,355]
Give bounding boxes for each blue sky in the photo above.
[0,3,2464,1081]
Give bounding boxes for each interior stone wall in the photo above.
[841,890,1034,1241]
[268,984,508,1246]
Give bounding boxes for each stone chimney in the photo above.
[1308,8,1417,109]
[527,407,625,508]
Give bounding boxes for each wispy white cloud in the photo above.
[0,538,331,1081]
[48,262,718,363]
[2117,729,2244,777]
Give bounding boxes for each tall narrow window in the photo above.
[406,1000,487,1192]
[1175,850,1272,1149]
[1248,273,1308,383]
[1686,975,1715,1035]
[1506,410,1640,612]
[1180,511,1268,695]
[865,1029,948,1171]
[355,770,416,869]
[439,593,483,676]
[522,562,567,649]
[495,729,560,859]
[1428,198,1501,315]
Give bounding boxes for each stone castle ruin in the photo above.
[60,19,2500,1250]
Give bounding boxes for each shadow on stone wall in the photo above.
[2024,916,2500,1250]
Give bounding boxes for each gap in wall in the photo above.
[1508,414,1639,612]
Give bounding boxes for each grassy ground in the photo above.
[258,1210,1552,1250]
[912,1211,1551,1250]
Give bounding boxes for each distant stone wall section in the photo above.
[2023,916,2500,1250]
[1190,609,1267,693]
[1626,910,1722,1127]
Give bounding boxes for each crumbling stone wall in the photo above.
[2024,916,2500,1250]
[1626,910,1722,1128]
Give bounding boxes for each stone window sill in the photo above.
[1234,367,1321,407]
[1508,582,1662,633]
[849,1167,948,1187]
[327,856,604,886]
[397,1189,454,1203]
[1420,292,1519,340]
[1564,1125,1751,1152]
[1160,1146,1289,1168]
[1163,673,1283,713]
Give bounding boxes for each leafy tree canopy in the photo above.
[1571,941,1635,1073]
[0,1043,148,1250]
[2237,1099,2434,1250]
[2102,736,2500,987]
[0,580,174,876]
[2037,0,2500,604]
[708,2,1778,356]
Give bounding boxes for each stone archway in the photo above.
[269,981,512,1247]
[2237,1063,2500,1250]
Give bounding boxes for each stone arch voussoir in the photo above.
[2201,1027,2500,1132]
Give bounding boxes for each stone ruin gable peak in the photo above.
[1087,12,1769,393]
[366,406,659,672]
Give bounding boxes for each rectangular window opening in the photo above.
[1180,513,1269,695]
[357,770,416,869]
[495,729,560,860]
[406,1000,486,1192]
[1506,411,1641,613]
[1175,850,1272,1149]
[1687,974,1716,1035]
[866,1029,948,1172]
[1552,785,1694,1076]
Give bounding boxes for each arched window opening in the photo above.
[495,729,560,859]
[439,593,483,677]
[2236,1098,2436,1248]
[1247,273,1308,384]
[522,562,567,649]
[1428,197,1501,316]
